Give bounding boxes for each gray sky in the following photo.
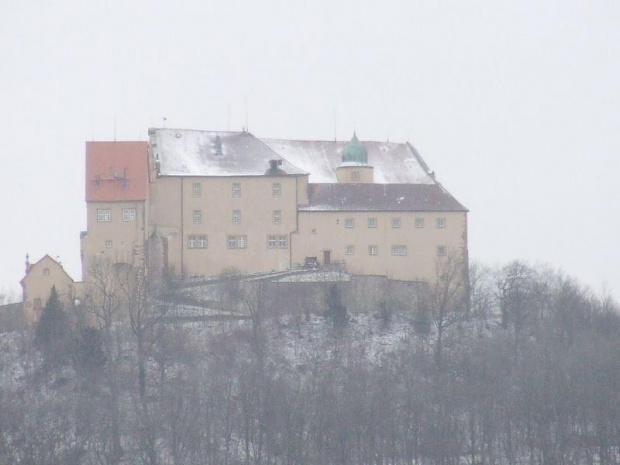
[1,0,619,301]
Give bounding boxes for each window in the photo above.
[193,210,202,224]
[267,235,277,248]
[232,182,241,197]
[193,183,201,197]
[345,218,355,228]
[228,235,247,248]
[123,208,136,222]
[105,240,113,249]
[273,210,281,224]
[233,210,241,224]
[392,218,401,228]
[367,218,377,228]
[278,235,287,248]
[437,245,447,256]
[345,245,355,255]
[43,268,50,276]
[97,209,111,222]
[368,245,378,256]
[351,171,360,181]
[188,235,207,249]
[272,182,281,197]
[436,218,446,228]
[392,245,407,256]
[415,218,425,228]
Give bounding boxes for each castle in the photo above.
[19,128,468,324]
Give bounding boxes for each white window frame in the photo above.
[227,236,237,248]
[436,218,446,228]
[368,245,378,256]
[122,208,136,222]
[392,245,407,256]
[267,235,276,248]
[345,245,355,255]
[105,240,113,249]
[278,235,287,248]
[351,171,360,182]
[232,182,241,197]
[193,210,202,224]
[437,245,447,256]
[237,235,247,249]
[193,182,201,197]
[392,218,401,228]
[272,182,281,197]
[197,235,207,248]
[233,210,241,224]
[345,218,355,228]
[187,236,197,248]
[367,218,377,228]
[97,209,111,222]
[415,218,425,228]
[273,210,281,224]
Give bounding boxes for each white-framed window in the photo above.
[415,218,425,228]
[436,218,446,228]
[392,245,407,256]
[392,218,401,228]
[105,240,113,249]
[272,182,281,197]
[188,235,207,249]
[193,210,202,224]
[233,210,241,224]
[193,182,201,197]
[368,245,378,256]
[351,171,360,182]
[278,235,287,248]
[437,245,447,256]
[227,235,247,248]
[345,245,355,255]
[267,235,276,248]
[123,208,136,222]
[367,218,377,228]
[43,268,50,276]
[345,218,355,228]
[273,210,281,224]
[232,182,241,197]
[97,209,111,222]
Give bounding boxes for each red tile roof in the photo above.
[85,141,148,202]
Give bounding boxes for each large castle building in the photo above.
[21,128,468,324]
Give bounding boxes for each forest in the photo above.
[0,259,619,465]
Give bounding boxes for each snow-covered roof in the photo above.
[151,129,307,177]
[301,183,467,212]
[262,139,435,184]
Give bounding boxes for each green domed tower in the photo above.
[341,132,369,165]
[336,133,374,183]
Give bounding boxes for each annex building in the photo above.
[20,128,468,324]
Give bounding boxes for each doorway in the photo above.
[323,250,331,265]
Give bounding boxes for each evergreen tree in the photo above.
[34,286,72,368]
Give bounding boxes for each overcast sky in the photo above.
[1,0,618,301]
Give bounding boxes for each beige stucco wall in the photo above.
[336,165,374,184]
[81,200,147,280]
[149,174,308,278]
[21,256,75,326]
[291,211,467,282]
